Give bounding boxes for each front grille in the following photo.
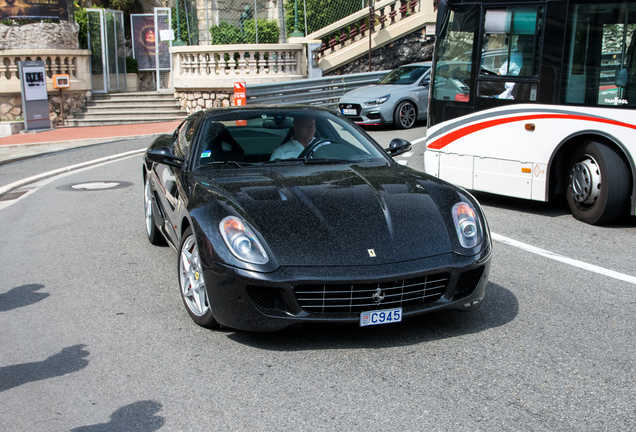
[338,103,361,115]
[294,274,449,314]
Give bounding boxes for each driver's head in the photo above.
[293,115,315,147]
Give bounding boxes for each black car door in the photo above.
[154,114,200,241]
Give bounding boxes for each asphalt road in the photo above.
[1,125,635,431]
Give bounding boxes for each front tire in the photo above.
[393,101,417,129]
[566,141,630,224]
[178,227,219,328]
[144,176,166,245]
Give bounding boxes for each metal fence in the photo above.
[197,0,370,45]
[245,70,388,107]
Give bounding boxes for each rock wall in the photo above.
[0,22,80,50]
[0,91,92,126]
[175,90,234,115]
[325,29,435,76]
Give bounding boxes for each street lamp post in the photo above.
[290,0,303,37]
[174,0,186,46]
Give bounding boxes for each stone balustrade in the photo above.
[0,49,92,93]
[170,43,306,90]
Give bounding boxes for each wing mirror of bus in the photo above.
[615,68,628,88]
[385,138,412,157]
[421,79,430,87]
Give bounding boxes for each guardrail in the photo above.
[245,70,389,107]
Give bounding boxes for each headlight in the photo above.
[365,94,390,105]
[452,202,483,248]
[220,216,269,264]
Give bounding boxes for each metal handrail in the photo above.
[245,70,389,107]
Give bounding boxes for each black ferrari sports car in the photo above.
[143,106,492,332]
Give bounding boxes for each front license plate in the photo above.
[360,308,402,327]
[342,108,357,115]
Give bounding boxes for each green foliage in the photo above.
[126,56,138,73]
[209,21,243,44]
[209,19,279,45]
[74,1,89,49]
[284,0,363,35]
[244,19,279,44]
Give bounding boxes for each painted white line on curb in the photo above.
[492,232,636,285]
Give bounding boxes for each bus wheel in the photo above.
[394,101,416,129]
[566,142,629,225]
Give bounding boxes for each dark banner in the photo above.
[0,0,68,20]
[132,15,156,70]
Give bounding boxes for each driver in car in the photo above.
[270,115,315,160]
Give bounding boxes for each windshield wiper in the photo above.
[304,158,353,165]
[202,160,247,168]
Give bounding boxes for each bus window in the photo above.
[477,7,542,100]
[564,2,636,107]
[431,6,479,104]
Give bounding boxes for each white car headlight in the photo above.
[452,202,483,249]
[365,94,390,105]
[220,216,269,264]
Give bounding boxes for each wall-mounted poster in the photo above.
[131,15,157,70]
[0,0,68,20]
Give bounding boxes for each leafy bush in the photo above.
[74,1,89,49]
[210,21,243,44]
[244,19,279,44]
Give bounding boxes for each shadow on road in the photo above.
[70,400,165,432]
[0,344,89,392]
[228,282,517,350]
[0,283,49,312]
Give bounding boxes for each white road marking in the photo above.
[492,232,636,285]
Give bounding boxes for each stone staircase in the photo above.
[67,91,187,127]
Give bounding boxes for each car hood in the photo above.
[192,163,454,267]
[340,84,410,103]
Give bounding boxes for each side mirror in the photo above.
[420,79,430,87]
[146,147,185,169]
[615,68,628,88]
[385,138,412,157]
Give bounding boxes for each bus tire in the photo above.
[566,141,630,225]
[393,101,416,129]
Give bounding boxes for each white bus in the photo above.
[425,0,636,224]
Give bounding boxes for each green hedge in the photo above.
[209,19,279,44]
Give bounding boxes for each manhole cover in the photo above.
[61,181,133,191]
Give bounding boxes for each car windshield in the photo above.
[193,109,389,168]
[378,65,430,85]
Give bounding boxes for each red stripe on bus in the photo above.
[427,113,636,150]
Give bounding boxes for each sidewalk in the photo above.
[0,121,182,164]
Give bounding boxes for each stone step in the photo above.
[73,111,186,120]
[71,91,187,126]
[91,95,179,103]
[66,116,185,127]
[84,102,182,110]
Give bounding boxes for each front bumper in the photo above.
[203,243,492,332]
[338,102,393,126]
